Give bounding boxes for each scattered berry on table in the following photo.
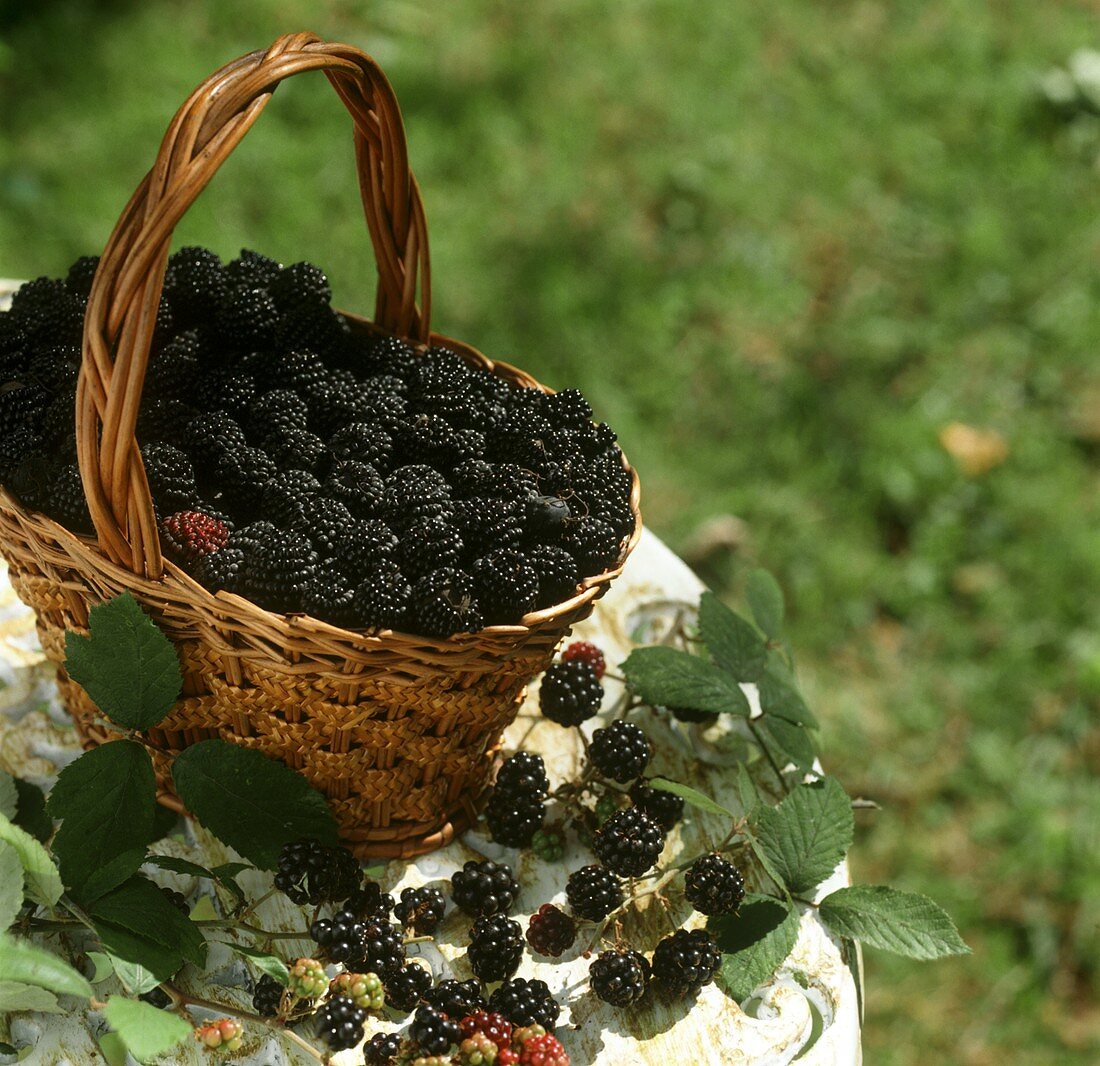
[363,1031,404,1065]
[525,904,576,958]
[451,859,520,917]
[538,660,603,727]
[560,640,606,678]
[315,994,368,1051]
[329,970,385,1011]
[193,1018,243,1053]
[588,720,652,783]
[425,978,486,1020]
[592,807,666,877]
[628,778,685,832]
[565,864,623,921]
[486,792,545,848]
[286,958,328,1000]
[410,1004,462,1056]
[650,928,722,998]
[273,838,361,906]
[684,854,746,916]
[494,751,550,799]
[394,885,447,934]
[488,977,561,1030]
[251,974,284,1017]
[589,949,650,1006]
[382,960,433,1012]
[467,914,524,982]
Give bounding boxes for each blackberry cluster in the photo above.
[565,865,623,921]
[273,838,361,906]
[525,904,576,957]
[684,854,745,916]
[650,929,721,998]
[589,949,650,1007]
[451,860,520,917]
[410,1004,461,1056]
[628,779,684,832]
[467,914,524,982]
[424,978,486,1020]
[487,750,548,849]
[1,249,633,637]
[588,721,652,782]
[592,808,666,877]
[363,1032,403,1065]
[382,961,433,1013]
[394,885,446,934]
[314,995,367,1051]
[538,660,604,727]
[310,912,405,974]
[251,974,284,1017]
[488,978,561,1030]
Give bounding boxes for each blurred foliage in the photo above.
[2,1,1100,1062]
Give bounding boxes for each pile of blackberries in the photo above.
[0,248,634,637]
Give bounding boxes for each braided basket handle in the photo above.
[77,33,430,578]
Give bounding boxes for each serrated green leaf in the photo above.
[108,955,161,996]
[759,714,816,770]
[649,777,735,818]
[77,848,148,905]
[91,922,182,984]
[0,980,63,1013]
[746,569,785,638]
[63,593,181,730]
[86,952,115,984]
[842,937,864,1023]
[742,826,791,900]
[699,592,767,681]
[12,779,51,843]
[735,764,760,817]
[172,740,338,869]
[104,996,191,1062]
[98,1031,130,1066]
[89,876,206,971]
[757,661,818,728]
[229,944,289,985]
[0,772,16,820]
[0,843,23,933]
[0,933,93,998]
[710,894,800,1001]
[47,741,157,891]
[144,856,215,879]
[819,885,970,960]
[621,647,750,717]
[752,777,853,895]
[0,813,62,908]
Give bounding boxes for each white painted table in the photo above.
[0,281,861,1065]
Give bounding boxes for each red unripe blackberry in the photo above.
[517,1032,569,1066]
[451,859,519,917]
[525,905,576,958]
[495,752,549,799]
[684,854,745,916]
[314,994,367,1051]
[589,949,650,1007]
[394,885,447,934]
[560,640,606,679]
[588,721,651,783]
[383,960,433,1013]
[650,928,721,998]
[160,510,230,566]
[488,977,560,1030]
[538,660,603,727]
[411,1004,461,1056]
[592,808,665,877]
[486,792,545,848]
[459,1010,512,1050]
[467,914,524,982]
[628,779,685,832]
[564,865,623,922]
[425,978,486,1020]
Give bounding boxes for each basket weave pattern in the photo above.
[0,34,640,857]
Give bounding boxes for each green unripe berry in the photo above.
[330,970,385,1011]
[531,828,565,862]
[287,958,328,1000]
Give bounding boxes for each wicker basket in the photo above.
[0,32,641,858]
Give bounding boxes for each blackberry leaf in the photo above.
[698,591,767,682]
[708,894,800,1002]
[621,646,750,717]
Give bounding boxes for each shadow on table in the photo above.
[565,984,690,1065]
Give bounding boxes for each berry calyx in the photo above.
[525,905,576,958]
[684,854,746,916]
[561,640,606,678]
[329,971,385,1011]
[193,1018,243,1053]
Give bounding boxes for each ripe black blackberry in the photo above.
[525,494,571,539]
[2,436,45,490]
[354,563,412,630]
[339,518,399,572]
[628,779,685,832]
[684,854,745,916]
[263,426,327,474]
[565,865,623,922]
[362,333,419,377]
[324,459,385,518]
[146,332,201,402]
[525,904,576,958]
[411,567,483,638]
[495,751,549,799]
[216,286,279,347]
[467,914,524,982]
[277,302,350,354]
[494,407,552,467]
[225,248,281,289]
[269,260,332,311]
[363,1032,403,1066]
[383,960,433,1013]
[195,367,257,419]
[589,949,650,1007]
[452,497,525,552]
[329,421,394,471]
[271,349,329,398]
[397,412,461,468]
[394,885,446,934]
[164,246,226,323]
[470,549,538,624]
[137,399,196,450]
[593,807,665,878]
[314,994,367,1052]
[141,442,199,513]
[213,445,277,513]
[10,277,83,345]
[545,387,593,428]
[248,388,310,440]
[65,255,100,298]
[261,470,321,530]
[308,374,373,431]
[342,881,396,921]
[529,544,581,607]
[488,978,560,1030]
[563,515,621,575]
[193,545,246,594]
[244,525,320,612]
[486,792,544,848]
[251,974,284,1017]
[302,498,354,556]
[450,859,519,917]
[538,660,603,727]
[381,465,453,525]
[27,343,80,393]
[301,569,357,627]
[50,463,93,535]
[273,838,360,906]
[650,928,721,998]
[588,721,652,783]
[0,382,49,439]
[399,516,463,579]
[183,411,248,466]
[410,1004,461,1056]
[424,978,485,1020]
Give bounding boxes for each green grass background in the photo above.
[2,1,1099,1061]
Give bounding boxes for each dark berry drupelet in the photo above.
[263,426,327,474]
[471,549,539,624]
[301,568,357,626]
[527,545,575,605]
[561,640,606,678]
[273,838,360,906]
[488,978,560,1030]
[213,445,277,514]
[329,421,394,471]
[684,854,745,916]
[363,1031,403,1065]
[486,792,544,848]
[525,904,576,958]
[467,914,524,982]
[342,881,396,922]
[383,960,433,1012]
[593,807,666,877]
[451,859,520,918]
[193,546,246,594]
[410,1004,461,1056]
[563,515,621,575]
[354,563,412,630]
[243,526,320,613]
[399,516,463,580]
[589,950,650,1007]
[381,464,453,525]
[424,978,486,1020]
[411,566,483,638]
[651,928,721,998]
[588,721,652,783]
[217,286,279,347]
[538,660,603,727]
[394,885,446,934]
[628,779,685,832]
[495,751,550,799]
[251,974,284,1018]
[565,865,623,922]
[142,441,199,513]
[324,459,385,518]
[314,994,367,1052]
